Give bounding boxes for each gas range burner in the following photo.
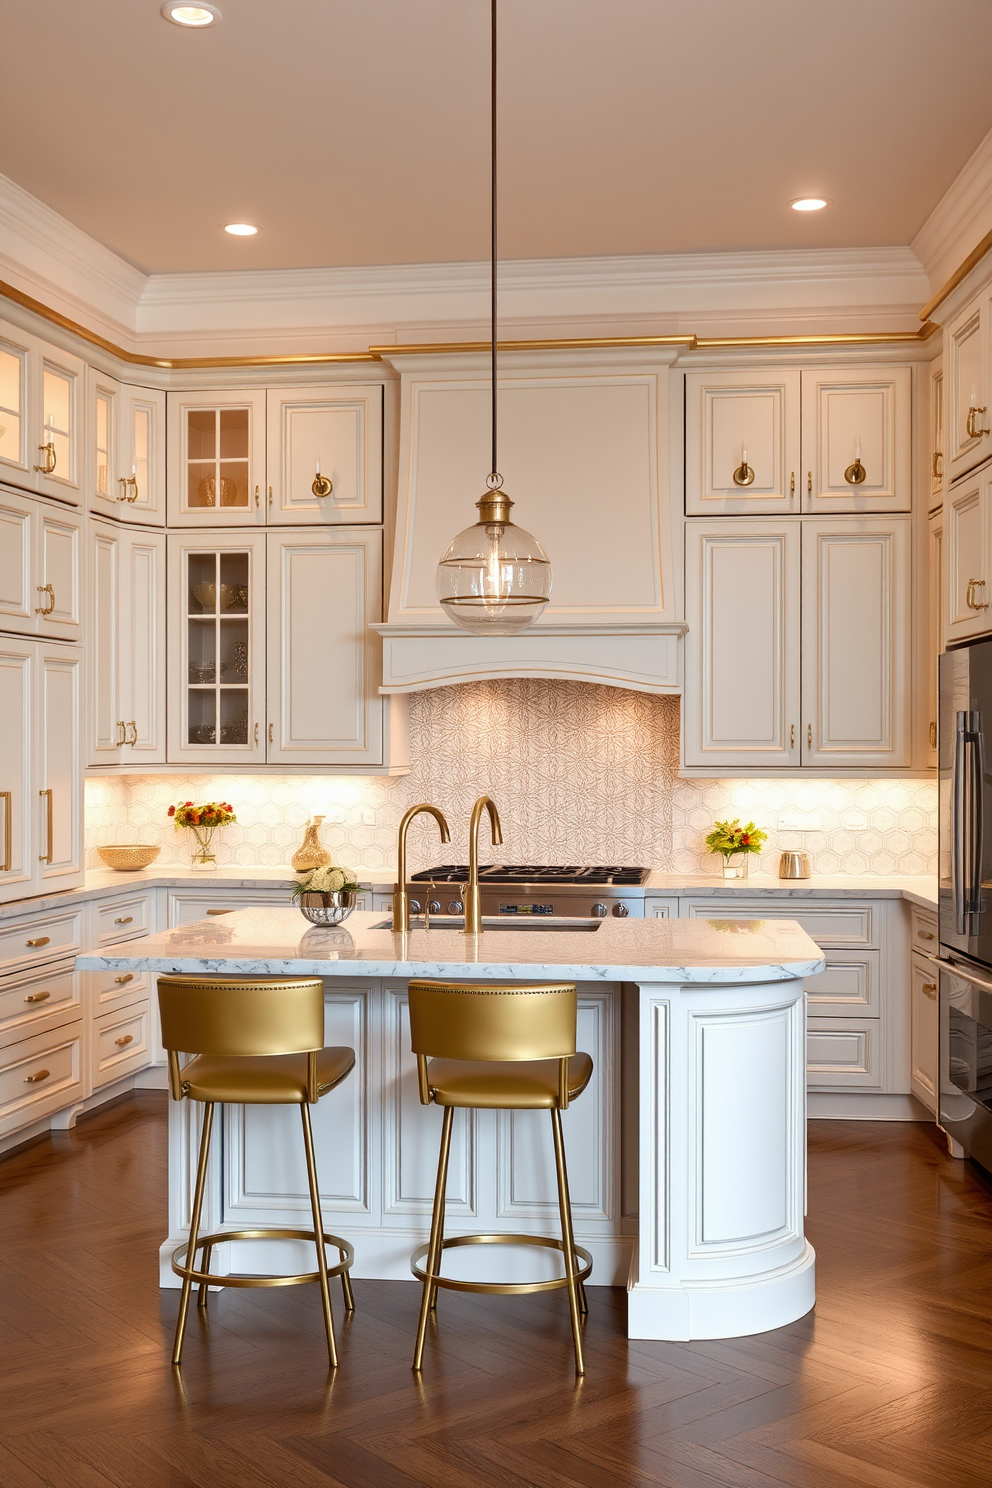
[410,864,650,886]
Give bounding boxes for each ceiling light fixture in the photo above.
[435,0,552,634]
[790,197,829,212]
[162,3,221,26]
[223,223,258,236]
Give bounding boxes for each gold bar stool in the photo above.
[407,978,593,1375]
[158,975,357,1368]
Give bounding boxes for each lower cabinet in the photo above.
[91,999,152,1090]
[910,907,939,1113]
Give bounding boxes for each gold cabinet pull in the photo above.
[268,485,273,506]
[117,476,130,502]
[35,584,55,616]
[24,990,51,1003]
[929,720,937,749]
[206,908,232,915]
[807,470,812,497]
[38,788,53,864]
[921,981,938,1000]
[917,929,935,941]
[115,1034,134,1048]
[26,935,50,947]
[116,720,127,746]
[268,722,273,744]
[790,723,795,748]
[114,973,134,984]
[790,471,795,497]
[1,789,11,873]
[966,406,989,439]
[807,723,812,749]
[254,484,260,508]
[114,915,134,924]
[126,721,137,746]
[25,1068,50,1083]
[127,476,138,503]
[33,443,56,474]
[966,578,989,611]
[253,722,259,745]
[932,451,943,479]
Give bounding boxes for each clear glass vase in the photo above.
[189,824,217,869]
[722,852,749,880]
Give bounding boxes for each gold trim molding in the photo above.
[0,275,939,371]
[919,228,992,323]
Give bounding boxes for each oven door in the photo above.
[940,956,992,1174]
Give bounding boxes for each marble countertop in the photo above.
[643,872,938,910]
[76,907,826,984]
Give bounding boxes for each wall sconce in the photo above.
[311,451,333,499]
[732,438,754,487]
[844,435,866,485]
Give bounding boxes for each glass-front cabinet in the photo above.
[87,369,165,524]
[166,533,265,762]
[166,390,266,526]
[0,317,84,503]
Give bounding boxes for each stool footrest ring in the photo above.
[411,1232,592,1296]
[172,1228,355,1289]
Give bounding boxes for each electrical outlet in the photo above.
[777,812,822,832]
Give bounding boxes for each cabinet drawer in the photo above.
[95,894,152,944]
[806,1017,882,1090]
[0,910,83,976]
[684,900,877,948]
[90,964,151,1014]
[806,951,880,1017]
[644,897,677,919]
[0,1019,82,1135]
[167,889,286,927]
[910,905,938,954]
[92,1001,151,1089]
[0,963,80,1046]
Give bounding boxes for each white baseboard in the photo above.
[808,1092,933,1121]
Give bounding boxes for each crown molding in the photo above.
[912,123,992,294]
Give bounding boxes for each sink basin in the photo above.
[372,916,603,933]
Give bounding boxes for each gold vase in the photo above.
[291,816,333,872]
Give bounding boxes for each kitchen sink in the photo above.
[372,916,603,933]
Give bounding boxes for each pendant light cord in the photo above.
[489,0,500,489]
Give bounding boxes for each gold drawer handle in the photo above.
[26,936,50,947]
[115,1034,134,1048]
[206,908,232,915]
[34,583,55,616]
[24,990,51,1003]
[126,721,137,746]
[922,981,938,1000]
[25,1069,50,1083]
[39,788,53,864]
[114,973,134,985]
[967,405,989,439]
[114,915,134,925]
[917,929,935,941]
[967,578,989,611]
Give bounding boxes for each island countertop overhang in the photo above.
[76,908,826,983]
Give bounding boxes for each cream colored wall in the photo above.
[85,682,937,878]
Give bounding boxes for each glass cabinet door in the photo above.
[167,534,265,762]
[166,391,266,525]
[35,345,84,502]
[120,385,165,525]
[0,326,30,483]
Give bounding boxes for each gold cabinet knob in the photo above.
[24,1069,50,1083]
[24,990,51,1003]
[115,1034,134,1048]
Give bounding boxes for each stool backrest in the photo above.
[158,975,325,1060]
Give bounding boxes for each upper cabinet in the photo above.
[929,356,944,509]
[686,363,912,517]
[945,290,991,484]
[88,369,165,526]
[0,487,82,643]
[167,385,384,526]
[0,318,84,504]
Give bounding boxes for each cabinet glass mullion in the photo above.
[185,549,251,747]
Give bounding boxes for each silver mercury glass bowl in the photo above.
[297,890,358,926]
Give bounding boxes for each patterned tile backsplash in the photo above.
[85,682,937,877]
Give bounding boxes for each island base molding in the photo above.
[627,1240,816,1341]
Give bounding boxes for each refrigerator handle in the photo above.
[954,712,967,934]
[955,710,985,936]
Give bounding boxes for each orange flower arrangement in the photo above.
[168,800,236,829]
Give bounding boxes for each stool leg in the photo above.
[197,1242,214,1309]
[551,1107,585,1376]
[300,1103,338,1368]
[340,1250,356,1313]
[173,1101,214,1366]
[413,1103,453,1371]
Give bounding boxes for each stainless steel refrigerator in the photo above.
[939,642,992,1172]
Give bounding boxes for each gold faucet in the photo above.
[465,795,503,934]
[394,804,451,932]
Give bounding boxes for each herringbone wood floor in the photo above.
[1,1094,990,1488]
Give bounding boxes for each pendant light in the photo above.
[436,0,552,633]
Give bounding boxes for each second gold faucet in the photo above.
[393,795,502,934]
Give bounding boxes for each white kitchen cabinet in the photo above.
[910,955,938,1114]
[945,289,992,483]
[683,520,801,768]
[39,645,83,886]
[944,462,992,646]
[88,369,165,525]
[927,507,942,765]
[801,365,911,514]
[801,517,911,768]
[88,520,166,765]
[266,384,383,524]
[166,532,266,764]
[0,485,82,642]
[166,389,266,526]
[684,369,801,516]
[0,639,34,903]
[929,356,944,509]
[0,320,84,505]
[266,529,385,766]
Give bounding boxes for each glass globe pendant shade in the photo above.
[437,486,552,634]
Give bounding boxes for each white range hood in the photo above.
[376,347,685,695]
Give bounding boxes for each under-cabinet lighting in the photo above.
[162,4,221,26]
[223,223,258,236]
[790,197,829,212]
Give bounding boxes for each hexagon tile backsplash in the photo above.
[85,683,937,877]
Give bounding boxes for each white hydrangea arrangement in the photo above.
[292,864,360,898]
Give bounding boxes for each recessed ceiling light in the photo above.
[790,197,829,212]
[223,223,258,236]
[162,3,221,27]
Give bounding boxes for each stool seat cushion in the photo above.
[426,1052,593,1109]
[180,1046,355,1104]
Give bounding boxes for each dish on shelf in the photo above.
[188,662,228,683]
[97,844,161,871]
[189,724,216,744]
[190,583,249,612]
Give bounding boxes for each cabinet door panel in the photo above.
[38,648,82,886]
[38,508,82,640]
[910,957,938,1112]
[121,385,165,525]
[929,357,944,508]
[685,369,800,515]
[927,507,942,766]
[802,365,911,513]
[801,518,911,767]
[946,296,991,482]
[0,322,33,486]
[166,390,266,525]
[266,530,383,765]
[34,345,84,503]
[683,520,800,767]
[89,523,121,764]
[122,531,166,761]
[87,367,123,520]
[267,384,383,524]
[0,640,36,904]
[0,487,35,635]
[944,471,991,645]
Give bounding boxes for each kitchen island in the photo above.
[78,908,825,1342]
